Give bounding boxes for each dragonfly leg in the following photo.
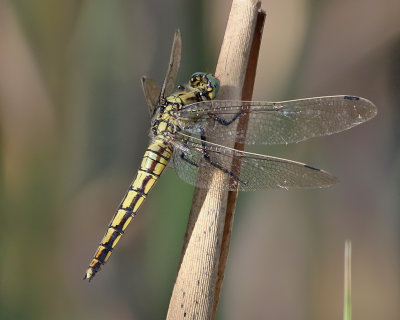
[207,111,243,126]
[199,127,246,185]
[179,151,199,167]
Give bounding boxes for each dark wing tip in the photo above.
[344,95,360,101]
[302,165,338,188]
[344,95,378,122]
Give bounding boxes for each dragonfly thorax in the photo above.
[150,101,181,140]
[150,73,220,141]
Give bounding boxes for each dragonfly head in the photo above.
[189,72,220,100]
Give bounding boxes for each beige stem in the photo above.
[166,1,263,319]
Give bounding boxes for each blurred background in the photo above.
[0,0,398,319]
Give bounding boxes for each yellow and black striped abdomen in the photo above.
[84,139,172,281]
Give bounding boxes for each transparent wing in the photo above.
[160,29,182,98]
[172,133,337,191]
[141,76,161,115]
[179,95,377,145]
[141,30,182,116]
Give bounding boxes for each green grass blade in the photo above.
[344,240,352,320]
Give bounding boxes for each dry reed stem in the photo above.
[166,0,263,319]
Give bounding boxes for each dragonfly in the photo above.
[84,30,377,281]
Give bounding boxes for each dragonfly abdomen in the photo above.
[84,139,172,281]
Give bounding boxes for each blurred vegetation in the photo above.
[0,0,398,319]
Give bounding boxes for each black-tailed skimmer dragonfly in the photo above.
[84,30,377,281]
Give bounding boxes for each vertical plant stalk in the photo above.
[212,9,266,319]
[166,0,263,319]
[344,240,352,320]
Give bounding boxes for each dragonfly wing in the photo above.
[179,96,377,145]
[160,30,182,98]
[172,133,337,191]
[141,76,161,116]
[141,30,182,115]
